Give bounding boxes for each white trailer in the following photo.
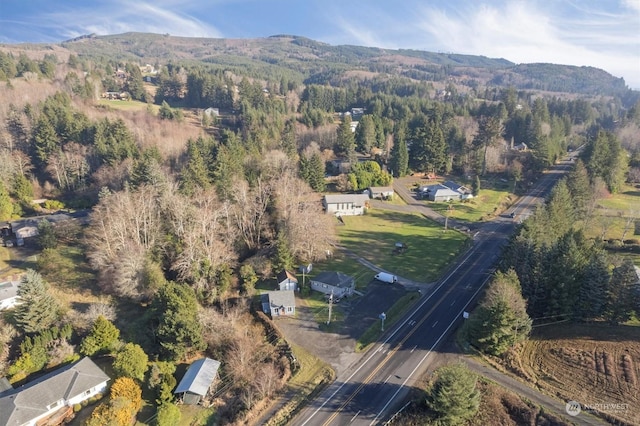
[375,272,398,284]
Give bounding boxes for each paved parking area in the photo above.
[274,280,409,376]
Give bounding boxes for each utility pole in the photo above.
[379,312,386,331]
[327,291,334,325]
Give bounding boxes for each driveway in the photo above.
[275,280,409,376]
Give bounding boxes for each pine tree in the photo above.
[354,115,376,154]
[566,159,591,220]
[80,315,120,356]
[113,343,149,381]
[605,260,640,325]
[335,115,355,158]
[389,124,409,177]
[577,251,610,320]
[14,270,59,334]
[426,363,480,424]
[151,282,205,361]
[0,181,12,221]
[272,230,294,272]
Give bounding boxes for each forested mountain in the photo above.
[56,32,632,98]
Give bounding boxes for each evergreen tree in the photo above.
[150,282,205,361]
[577,250,610,320]
[566,159,591,220]
[335,115,355,158]
[473,115,503,175]
[299,152,326,192]
[426,363,480,424]
[0,181,12,221]
[389,123,409,177]
[113,343,149,381]
[354,115,376,154]
[37,219,57,249]
[465,269,532,356]
[272,230,294,272]
[80,315,120,356]
[14,270,60,334]
[605,260,640,324]
[472,175,481,196]
[31,115,58,168]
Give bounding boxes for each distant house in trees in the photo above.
[0,357,110,426]
[277,270,298,291]
[328,159,351,175]
[310,271,355,298]
[0,280,21,310]
[204,107,220,117]
[323,194,370,216]
[261,290,296,317]
[174,357,221,405]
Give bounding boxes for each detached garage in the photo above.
[174,358,221,405]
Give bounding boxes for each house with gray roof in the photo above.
[0,357,110,426]
[261,290,296,317]
[310,271,355,298]
[0,281,21,311]
[323,194,370,216]
[366,186,395,200]
[174,357,221,405]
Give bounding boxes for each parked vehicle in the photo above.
[375,272,398,284]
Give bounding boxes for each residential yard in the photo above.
[97,99,158,112]
[336,209,469,283]
[427,177,514,222]
[0,246,11,271]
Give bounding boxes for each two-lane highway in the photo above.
[292,158,574,426]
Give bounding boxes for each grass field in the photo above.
[97,99,158,112]
[336,209,470,283]
[0,247,11,271]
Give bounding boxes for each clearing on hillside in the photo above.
[507,323,639,425]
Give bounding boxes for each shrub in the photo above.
[73,403,82,412]
[43,199,65,210]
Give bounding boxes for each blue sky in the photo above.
[1,0,639,88]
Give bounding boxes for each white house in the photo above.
[0,281,21,310]
[323,194,370,216]
[310,271,355,298]
[418,181,473,202]
[261,290,296,317]
[0,357,110,426]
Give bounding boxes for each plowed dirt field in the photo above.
[506,323,639,425]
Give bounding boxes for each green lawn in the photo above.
[97,99,158,112]
[336,209,469,283]
[430,188,513,222]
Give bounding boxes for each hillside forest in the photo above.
[0,35,639,425]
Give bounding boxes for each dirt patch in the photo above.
[507,323,640,425]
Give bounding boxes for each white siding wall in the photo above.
[67,381,109,406]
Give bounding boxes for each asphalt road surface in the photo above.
[292,158,574,426]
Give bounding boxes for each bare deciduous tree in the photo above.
[86,185,164,299]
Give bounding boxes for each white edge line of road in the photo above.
[370,271,495,425]
[299,230,495,425]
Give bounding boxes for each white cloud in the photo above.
[39,0,223,40]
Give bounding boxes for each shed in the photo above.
[174,358,221,405]
[277,270,298,291]
[367,186,395,200]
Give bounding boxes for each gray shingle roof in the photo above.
[261,290,296,310]
[0,357,110,426]
[323,194,370,205]
[311,271,354,288]
[174,358,221,397]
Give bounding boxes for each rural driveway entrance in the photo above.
[275,280,408,376]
